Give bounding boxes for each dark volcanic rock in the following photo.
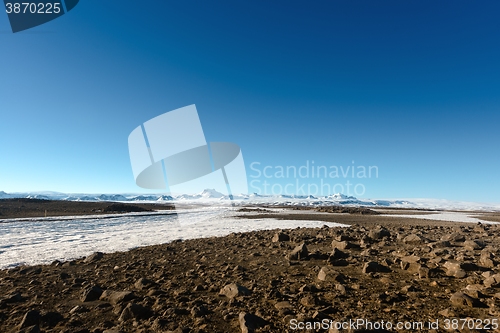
[19,310,41,328]
[118,303,152,321]
[368,226,391,240]
[287,243,309,260]
[362,261,390,273]
[238,312,268,333]
[81,286,103,302]
[450,292,484,308]
[272,231,290,242]
[134,277,155,290]
[219,283,252,298]
[100,290,135,304]
[84,252,104,263]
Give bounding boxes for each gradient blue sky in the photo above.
[1,1,499,202]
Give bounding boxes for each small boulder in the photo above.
[134,277,155,290]
[463,240,485,251]
[239,312,268,333]
[429,240,451,248]
[479,251,496,268]
[272,232,290,242]
[118,303,152,321]
[287,243,308,260]
[450,292,479,308]
[19,310,40,328]
[362,261,389,274]
[219,283,251,298]
[84,252,104,263]
[81,286,103,302]
[100,290,135,304]
[318,267,345,282]
[484,274,500,288]
[443,261,467,279]
[332,240,356,250]
[368,227,390,240]
[402,234,425,244]
[443,233,465,242]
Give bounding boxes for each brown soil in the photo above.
[238,212,473,228]
[0,199,174,220]
[471,213,500,223]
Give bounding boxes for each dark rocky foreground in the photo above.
[2,221,500,333]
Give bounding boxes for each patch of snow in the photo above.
[382,212,497,224]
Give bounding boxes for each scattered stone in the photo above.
[103,329,124,333]
[19,310,40,328]
[219,283,251,298]
[331,240,356,250]
[191,305,208,317]
[84,252,104,263]
[100,290,135,304]
[369,226,391,240]
[401,285,417,293]
[335,284,347,294]
[484,274,500,288]
[329,248,348,260]
[463,240,485,251]
[429,240,451,248]
[118,303,152,321]
[362,261,389,274]
[287,243,309,260]
[300,295,317,307]
[443,233,465,242]
[299,284,319,292]
[438,308,456,317]
[3,291,23,303]
[443,261,467,279]
[450,292,479,308]
[402,234,425,244]
[327,248,349,265]
[275,301,293,310]
[272,232,290,242]
[18,325,40,333]
[318,266,345,282]
[238,312,268,333]
[418,266,430,279]
[400,256,422,274]
[80,286,103,302]
[479,251,496,268]
[134,277,155,290]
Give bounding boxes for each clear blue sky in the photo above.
[1,1,499,202]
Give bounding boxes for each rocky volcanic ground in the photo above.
[2,214,500,333]
[0,199,174,219]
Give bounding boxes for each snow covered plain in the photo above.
[379,211,496,224]
[0,207,347,269]
[1,189,499,269]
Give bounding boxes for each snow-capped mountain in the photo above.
[199,189,225,199]
[1,190,499,211]
[97,194,129,202]
[156,195,173,201]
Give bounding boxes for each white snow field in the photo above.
[0,207,347,269]
[380,211,497,224]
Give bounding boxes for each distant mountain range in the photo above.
[1,190,499,211]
